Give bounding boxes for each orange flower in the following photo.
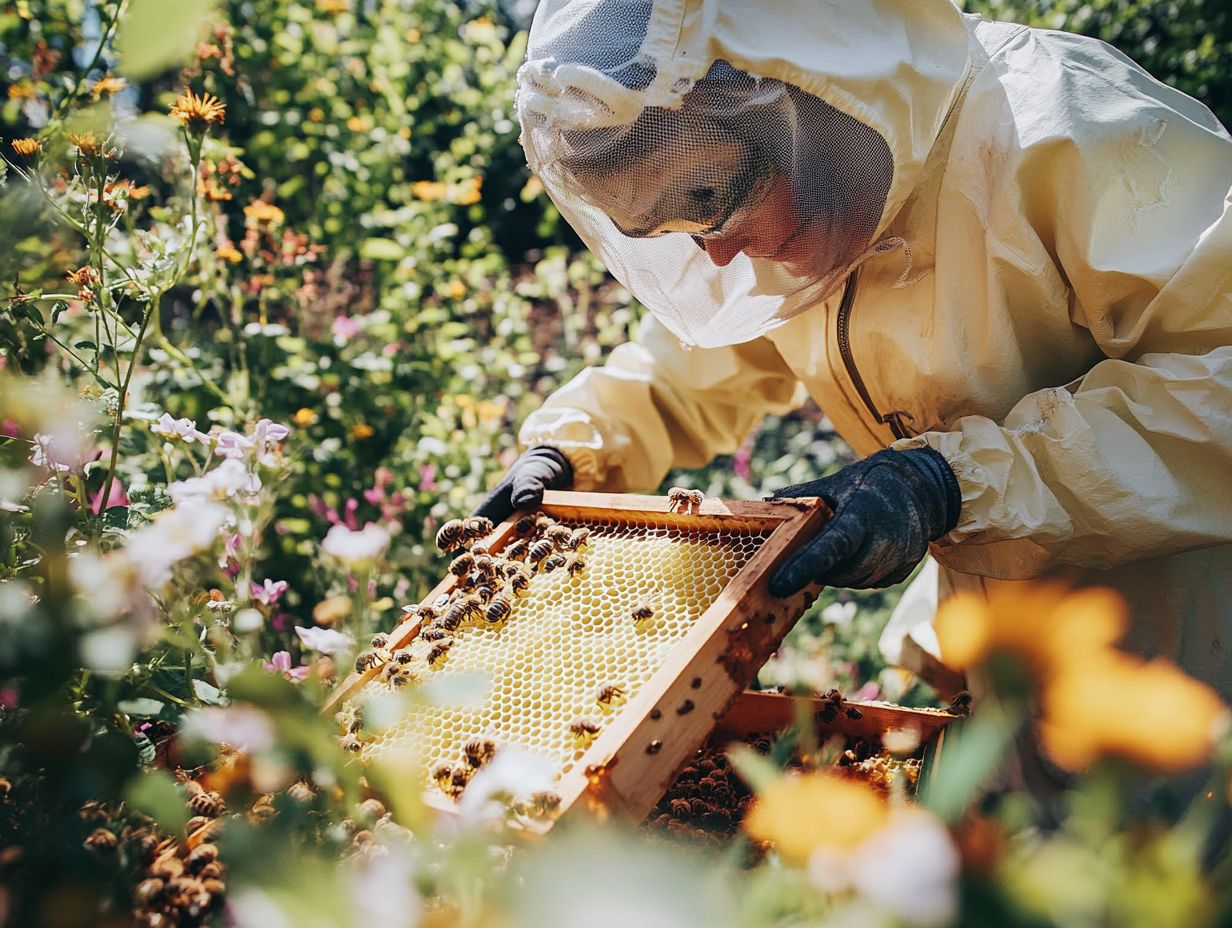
[411,180,447,202]
[169,90,226,130]
[243,200,285,227]
[933,584,1127,679]
[291,408,319,427]
[452,175,482,206]
[65,265,100,300]
[350,423,375,441]
[1040,652,1228,774]
[67,131,102,157]
[91,75,128,98]
[215,244,243,264]
[11,137,40,157]
[745,771,890,862]
[444,279,466,301]
[316,0,348,12]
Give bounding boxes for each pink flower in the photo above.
[0,420,18,439]
[418,464,438,492]
[732,442,753,481]
[270,611,291,632]
[91,477,129,514]
[262,651,311,681]
[251,578,288,605]
[854,681,882,701]
[331,315,362,340]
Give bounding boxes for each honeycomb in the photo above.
[353,514,773,799]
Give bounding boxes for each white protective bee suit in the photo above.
[514,0,1232,706]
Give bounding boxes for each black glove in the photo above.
[768,447,961,595]
[472,445,574,523]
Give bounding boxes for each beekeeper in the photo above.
[476,0,1232,707]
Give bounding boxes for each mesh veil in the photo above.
[518,0,897,348]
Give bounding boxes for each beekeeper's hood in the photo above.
[517,0,971,348]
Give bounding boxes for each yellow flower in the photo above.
[216,244,243,264]
[91,75,128,98]
[350,423,375,440]
[397,126,411,140]
[405,28,421,43]
[412,180,447,202]
[67,131,102,157]
[445,279,466,301]
[7,82,34,100]
[308,107,325,123]
[934,584,1127,679]
[291,408,319,427]
[316,0,347,12]
[346,114,372,133]
[1040,653,1228,774]
[452,175,482,206]
[169,90,226,130]
[243,200,285,227]
[11,137,40,157]
[745,772,890,862]
[477,399,506,427]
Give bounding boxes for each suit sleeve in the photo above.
[898,35,1232,574]
[518,312,805,491]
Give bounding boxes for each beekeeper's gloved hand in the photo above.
[473,446,574,524]
[768,447,961,594]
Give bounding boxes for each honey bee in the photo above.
[534,512,556,532]
[541,552,568,573]
[463,516,493,543]
[354,648,383,673]
[340,734,363,753]
[631,592,660,627]
[432,764,453,790]
[527,538,554,564]
[470,542,490,557]
[441,599,472,629]
[472,553,496,576]
[387,667,414,688]
[504,538,531,561]
[416,604,440,624]
[667,486,690,513]
[566,527,591,551]
[508,570,532,596]
[448,766,473,797]
[435,518,467,552]
[545,524,572,547]
[473,583,497,604]
[525,790,562,818]
[596,684,627,710]
[514,514,537,536]
[335,705,360,732]
[687,488,704,511]
[485,591,512,624]
[426,641,453,667]
[449,552,475,577]
[947,690,973,717]
[569,718,602,749]
[370,633,389,650]
[563,554,586,577]
[463,737,497,768]
[394,648,416,664]
[382,661,403,681]
[419,626,450,642]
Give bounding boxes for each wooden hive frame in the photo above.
[326,490,839,829]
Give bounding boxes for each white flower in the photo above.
[168,459,261,506]
[29,431,79,472]
[458,745,557,823]
[348,849,423,927]
[821,601,858,626]
[214,429,254,459]
[808,809,959,928]
[295,625,354,655]
[126,502,231,586]
[181,706,276,753]
[150,413,209,443]
[321,523,389,567]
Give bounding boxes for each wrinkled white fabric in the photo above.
[516,2,1232,707]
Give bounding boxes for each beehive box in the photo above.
[325,490,842,829]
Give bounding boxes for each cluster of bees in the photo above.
[428,736,562,820]
[667,486,706,515]
[77,782,229,927]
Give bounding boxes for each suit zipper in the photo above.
[835,269,914,442]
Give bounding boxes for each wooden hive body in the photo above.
[325,491,950,830]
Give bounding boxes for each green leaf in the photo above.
[50,301,68,324]
[359,237,405,261]
[73,340,97,351]
[126,769,189,835]
[117,0,217,80]
[118,697,165,717]
[919,702,1021,825]
[193,679,225,705]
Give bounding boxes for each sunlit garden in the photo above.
[2,1,1232,926]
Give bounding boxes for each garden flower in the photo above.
[411,180,447,201]
[90,75,127,98]
[66,131,102,156]
[331,315,362,340]
[29,430,89,473]
[746,771,890,861]
[251,578,288,606]
[350,423,375,440]
[1040,651,1229,774]
[65,265,99,301]
[169,458,260,505]
[291,407,318,427]
[169,89,226,130]
[262,651,311,681]
[322,522,390,567]
[150,412,210,443]
[457,745,557,823]
[126,501,231,586]
[11,137,40,157]
[214,429,254,459]
[90,475,128,513]
[295,625,354,655]
[181,706,275,752]
[243,200,285,227]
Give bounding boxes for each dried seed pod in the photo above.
[435,518,466,552]
[566,527,591,551]
[463,738,497,768]
[485,592,512,624]
[83,827,117,853]
[541,552,567,573]
[449,552,474,577]
[187,790,224,819]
